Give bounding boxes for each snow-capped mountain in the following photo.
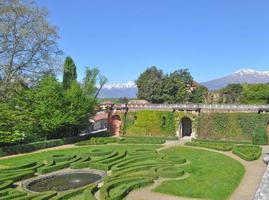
[102,81,136,89]
[201,68,269,90]
[98,81,138,98]
[98,69,269,98]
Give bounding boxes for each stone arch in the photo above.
[180,117,192,137]
[111,115,122,136]
[174,111,198,138]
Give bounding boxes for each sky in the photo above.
[36,0,269,84]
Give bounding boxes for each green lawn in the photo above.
[156,147,245,200]
[0,144,244,200]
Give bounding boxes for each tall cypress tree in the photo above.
[63,56,77,89]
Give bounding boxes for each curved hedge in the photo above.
[232,145,262,161]
[156,167,185,178]
[0,146,188,200]
[185,141,262,161]
[185,141,234,151]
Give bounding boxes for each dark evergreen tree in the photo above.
[136,66,164,103]
[63,56,77,90]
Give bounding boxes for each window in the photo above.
[162,116,166,126]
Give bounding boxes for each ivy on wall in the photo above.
[197,113,269,144]
[121,110,175,136]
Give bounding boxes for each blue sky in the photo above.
[37,0,269,83]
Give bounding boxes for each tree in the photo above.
[0,88,37,145]
[189,85,208,103]
[162,72,188,103]
[241,84,269,104]
[162,69,194,103]
[176,69,193,86]
[220,84,243,104]
[30,75,67,139]
[0,0,61,93]
[82,67,108,99]
[63,56,77,90]
[136,66,164,103]
[64,81,95,136]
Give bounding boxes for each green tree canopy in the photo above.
[241,84,269,104]
[220,83,243,104]
[136,67,196,103]
[63,56,77,90]
[30,75,67,139]
[162,71,188,103]
[189,85,208,103]
[136,66,164,103]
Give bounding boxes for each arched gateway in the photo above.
[180,117,192,137]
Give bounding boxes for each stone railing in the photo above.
[126,103,269,112]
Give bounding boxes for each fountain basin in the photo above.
[22,169,106,192]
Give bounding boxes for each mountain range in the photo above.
[201,69,269,90]
[98,69,269,98]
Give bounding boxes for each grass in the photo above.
[155,147,245,200]
[0,142,245,200]
[185,141,262,161]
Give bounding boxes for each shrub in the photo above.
[0,131,109,157]
[192,138,252,144]
[50,184,97,200]
[185,141,234,151]
[157,167,185,178]
[0,180,13,190]
[0,170,35,182]
[232,145,262,161]
[0,190,27,200]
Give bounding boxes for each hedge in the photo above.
[37,156,80,174]
[197,113,269,144]
[76,136,167,146]
[12,192,57,200]
[192,138,252,145]
[50,184,97,200]
[0,180,13,190]
[0,131,110,157]
[0,190,27,200]
[185,141,234,151]
[232,145,262,161]
[0,170,35,182]
[185,141,263,161]
[0,146,189,200]
[156,167,185,178]
[100,177,154,200]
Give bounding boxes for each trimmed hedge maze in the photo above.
[75,136,172,146]
[0,147,188,200]
[185,141,262,161]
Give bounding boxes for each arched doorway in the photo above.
[111,115,122,136]
[181,117,192,137]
